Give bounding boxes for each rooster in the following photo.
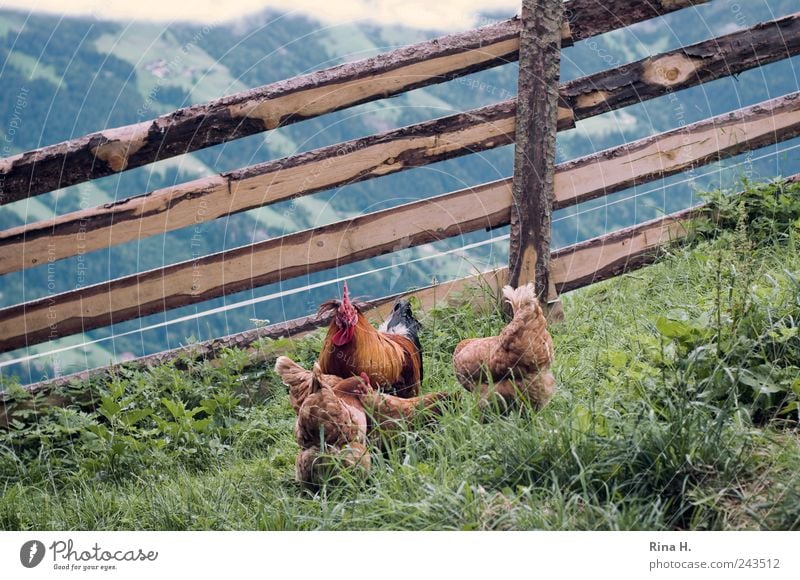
[452,283,555,410]
[317,282,422,398]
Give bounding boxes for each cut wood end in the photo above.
[0,156,16,174]
[575,90,609,110]
[91,124,150,172]
[229,101,281,131]
[642,53,700,88]
[560,20,573,45]
[557,106,575,122]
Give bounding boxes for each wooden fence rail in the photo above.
[3,10,797,275]
[1,91,798,354]
[0,0,705,204]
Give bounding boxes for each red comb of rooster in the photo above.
[342,281,351,305]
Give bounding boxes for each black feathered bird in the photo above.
[378,299,423,383]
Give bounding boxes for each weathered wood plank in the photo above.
[0,102,526,275]
[8,11,799,275]
[0,0,705,203]
[563,11,800,120]
[508,0,562,299]
[0,180,512,354]
[564,0,707,42]
[554,91,800,210]
[550,206,702,293]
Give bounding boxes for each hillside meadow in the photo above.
[0,179,798,530]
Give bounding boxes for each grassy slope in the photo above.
[1,183,799,531]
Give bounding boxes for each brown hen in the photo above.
[294,364,369,450]
[291,363,371,488]
[277,356,453,435]
[453,283,555,410]
[295,442,371,489]
[275,355,344,414]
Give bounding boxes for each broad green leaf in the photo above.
[607,351,628,368]
[120,408,153,427]
[161,398,184,420]
[655,317,693,339]
[99,396,121,419]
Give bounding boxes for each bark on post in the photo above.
[508,0,562,317]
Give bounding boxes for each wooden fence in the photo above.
[1,0,799,400]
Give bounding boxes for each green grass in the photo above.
[1,179,799,531]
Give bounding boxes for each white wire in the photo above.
[553,142,800,224]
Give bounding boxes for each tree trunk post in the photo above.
[508,0,564,320]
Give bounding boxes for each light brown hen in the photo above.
[452,283,555,410]
[290,363,371,488]
[276,356,453,436]
[295,442,371,488]
[275,355,345,414]
[293,364,369,450]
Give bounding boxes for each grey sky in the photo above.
[0,0,521,30]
